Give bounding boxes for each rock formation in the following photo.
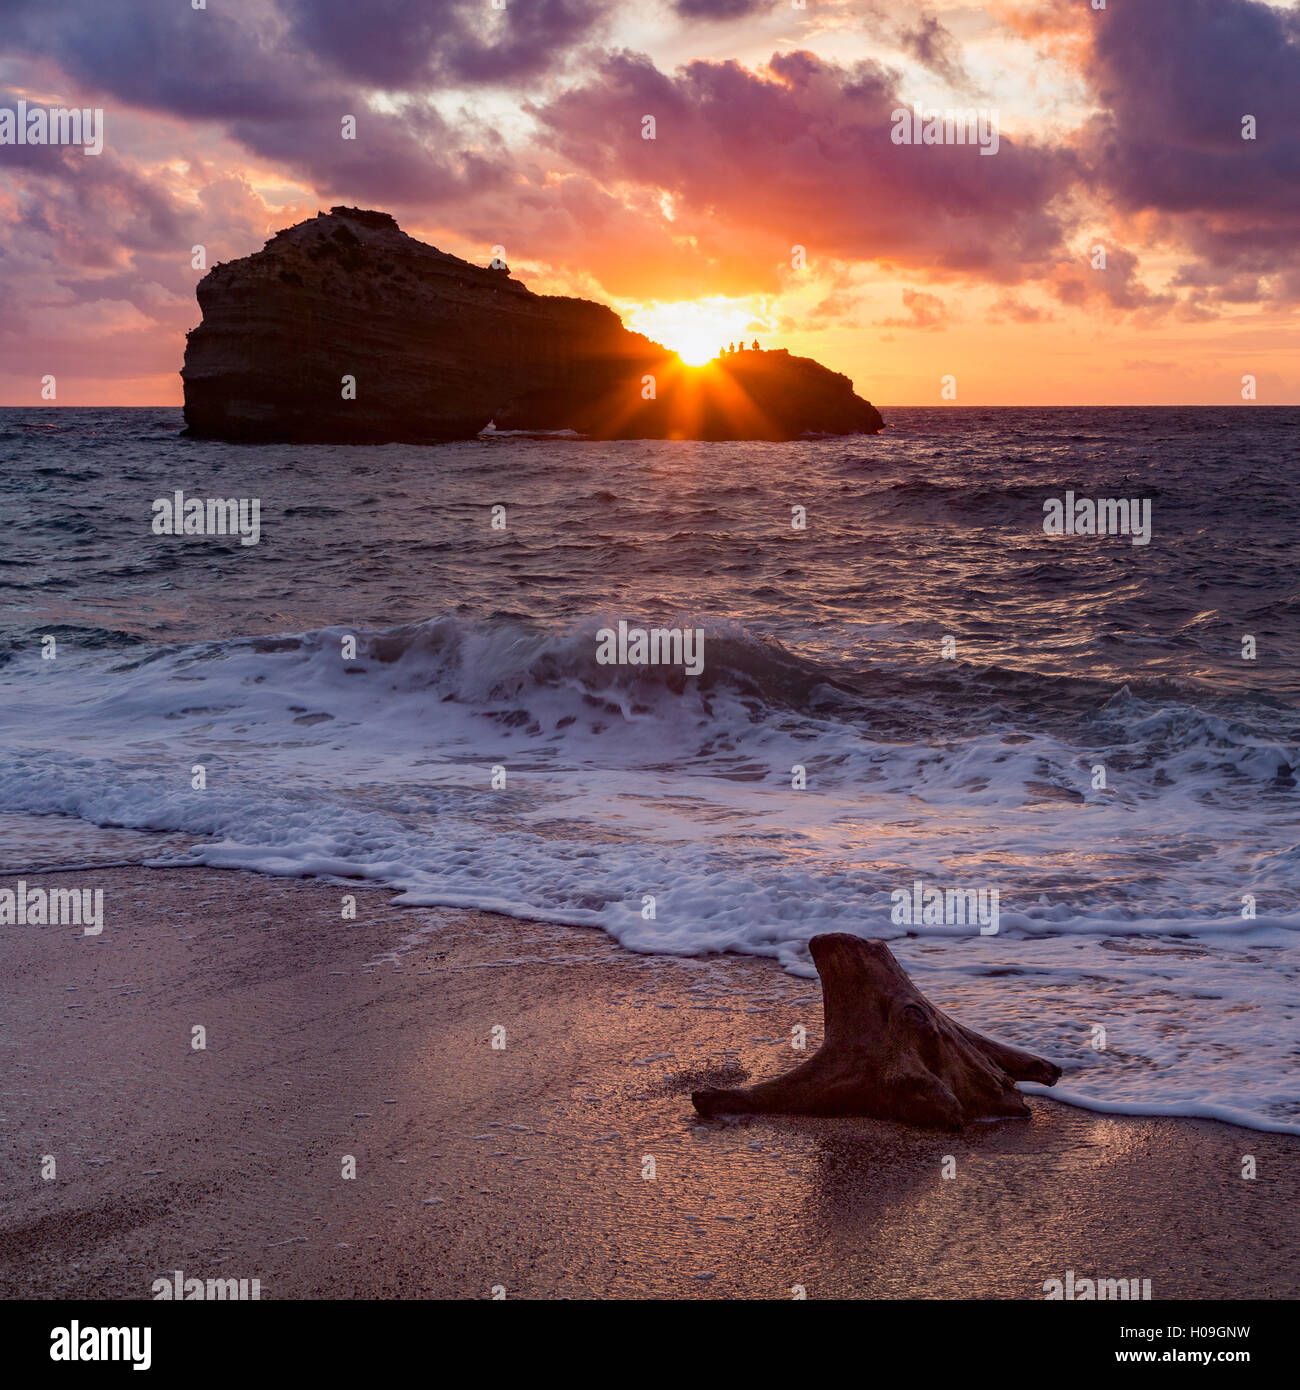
[692,934,1061,1128]
[181,207,885,443]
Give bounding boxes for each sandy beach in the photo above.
[2,862,1295,1301]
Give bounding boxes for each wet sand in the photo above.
[1,865,1296,1300]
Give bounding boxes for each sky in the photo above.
[0,0,1297,406]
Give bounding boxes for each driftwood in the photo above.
[692,933,1061,1128]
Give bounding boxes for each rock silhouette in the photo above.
[692,934,1061,1127]
[182,207,885,444]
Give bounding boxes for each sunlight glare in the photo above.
[625,298,764,369]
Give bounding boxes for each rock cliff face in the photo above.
[181,207,884,443]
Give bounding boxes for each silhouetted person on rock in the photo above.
[728,342,735,355]
[752,339,760,351]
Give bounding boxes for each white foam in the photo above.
[2,618,1297,1132]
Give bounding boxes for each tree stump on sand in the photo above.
[692,933,1061,1128]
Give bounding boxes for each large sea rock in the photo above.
[181,207,885,443]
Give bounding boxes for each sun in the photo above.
[624,298,763,369]
[674,326,723,367]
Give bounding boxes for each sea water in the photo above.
[2,405,1297,1131]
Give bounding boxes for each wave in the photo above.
[2,610,1295,853]
[2,620,1299,1132]
[4,613,1296,776]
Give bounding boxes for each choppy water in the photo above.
[2,405,1299,1130]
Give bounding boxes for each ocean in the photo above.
[2,405,1298,1131]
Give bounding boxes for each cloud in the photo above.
[1045,243,1173,314]
[533,48,1074,285]
[9,1,607,107]
[1,1,596,213]
[673,0,770,19]
[2,0,1296,403]
[284,0,607,88]
[0,87,310,394]
[896,13,972,89]
[1055,0,1300,304]
[986,293,1053,325]
[858,4,975,90]
[876,288,949,330]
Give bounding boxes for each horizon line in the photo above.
[3,403,1297,412]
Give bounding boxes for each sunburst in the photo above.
[626,299,763,368]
